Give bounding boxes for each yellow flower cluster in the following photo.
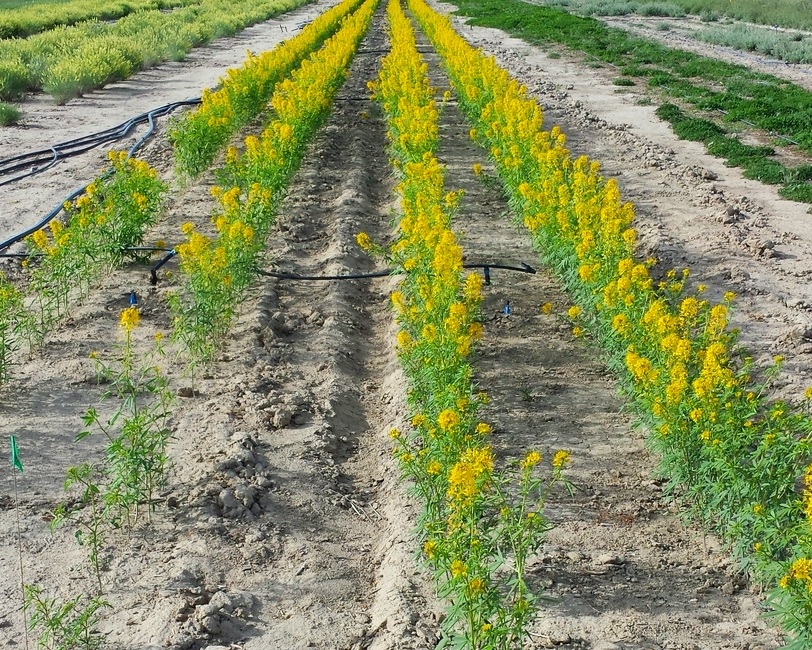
[170,0,368,177]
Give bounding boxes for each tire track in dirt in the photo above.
[415,23,783,650]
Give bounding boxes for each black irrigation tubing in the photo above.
[0,98,200,187]
[255,262,536,283]
[0,99,200,254]
[149,250,177,285]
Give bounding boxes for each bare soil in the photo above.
[1,0,811,648]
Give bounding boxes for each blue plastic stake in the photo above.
[129,291,137,306]
[503,301,511,315]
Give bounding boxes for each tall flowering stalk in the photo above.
[368,2,570,646]
[0,273,24,383]
[407,0,812,642]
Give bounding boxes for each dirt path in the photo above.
[1,0,811,647]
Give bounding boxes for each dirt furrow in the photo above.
[416,24,783,650]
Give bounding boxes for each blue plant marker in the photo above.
[129,291,137,306]
[503,301,511,315]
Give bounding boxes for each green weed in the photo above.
[23,584,110,650]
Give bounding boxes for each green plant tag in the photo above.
[9,435,22,473]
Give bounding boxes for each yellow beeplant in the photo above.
[170,0,379,365]
[367,2,570,647]
[407,0,812,643]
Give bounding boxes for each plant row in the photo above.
[170,0,367,178]
[0,0,198,40]
[369,1,569,647]
[442,0,812,204]
[0,151,168,385]
[407,0,812,645]
[0,0,310,105]
[171,0,378,365]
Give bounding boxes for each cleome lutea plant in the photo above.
[24,151,167,349]
[361,1,572,647]
[407,0,812,644]
[26,308,171,649]
[170,0,379,368]
[51,307,174,590]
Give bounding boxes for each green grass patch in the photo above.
[654,103,811,199]
[612,76,635,86]
[0,102,22,125]
[0,0,71,9]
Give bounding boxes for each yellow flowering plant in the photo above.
[171,0,379,366]
[376,3,570,647]
[408,0,812,642]
[170,0,368,177]
[74,306,174,532]
[24,150,166,346]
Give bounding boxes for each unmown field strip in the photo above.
[444,0,812,205]
[408,0,812,643]
[0,0,313,106]
[0,0,198,39]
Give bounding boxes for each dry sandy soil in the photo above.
[1,0,812,648]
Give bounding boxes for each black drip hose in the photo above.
[254,262,536,283]
[149,250,177,285]
[0,98,200,188]
[0,99,201,254]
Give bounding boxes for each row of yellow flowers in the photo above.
[408,0,812,644]
[367,2,569,647]
[169,0,367,177]
[23,151,167,348]
[171,0,378,365]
